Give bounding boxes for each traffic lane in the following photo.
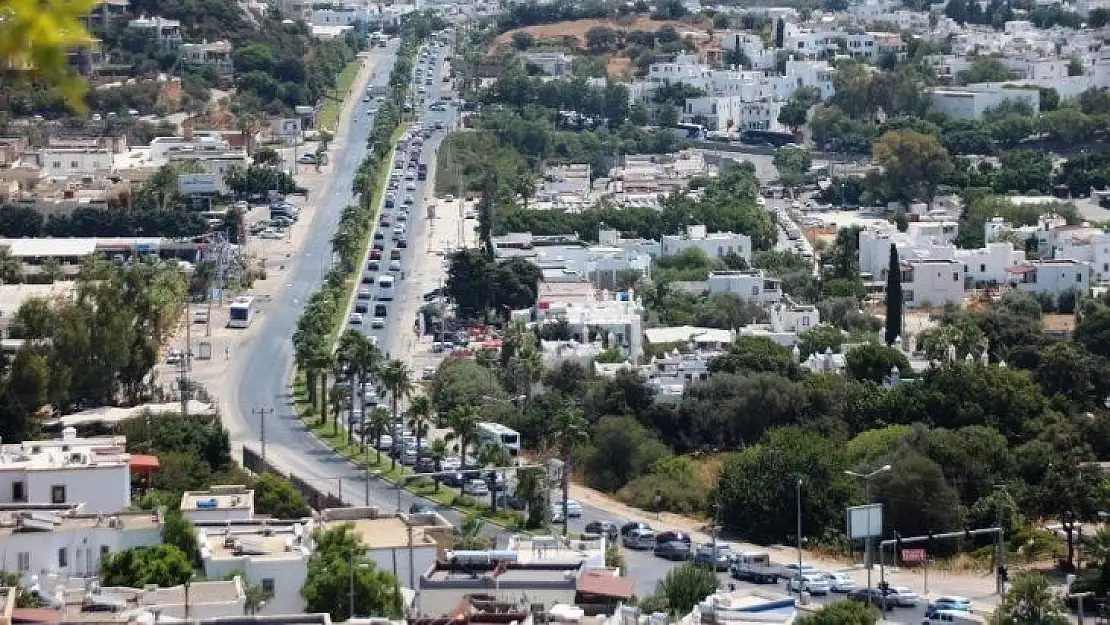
[235,46,399,479]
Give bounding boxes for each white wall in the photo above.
[707,272,783,304]
[957,242,1025,285]
[661,230,752,262]
[202,553,308,615]
[0,465,130,513]
[41,150,113,176]
[1014,261,1092,297]
[0,519,162,584]
[366,544,436,591]
[903,260,964,308]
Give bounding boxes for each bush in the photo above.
[452,494,477,508]
[617,471,710,515]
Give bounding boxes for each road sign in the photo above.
[902,548,927,563]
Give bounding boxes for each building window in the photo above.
[952,272,960,282]
[1078,273,1084,282]
[980,264,986,272]
[751,286,759,296]
[12,481,24,502]
[52,161,61,169]
[17,553,29,572]
[904,290,914,302]
[51,485,66,504]
[802,316,811,327]
[70,161,78,168]
[261,579,275,597]
[58,548,67,568]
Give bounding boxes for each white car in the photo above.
[462,479,489,496]
[888,586,919,607]
[405,181,417,190]
[375,435,393,451]
[370,317,386,328]
[788,573,831,595]
[440,456,461,471]
[259,229,283,240]
[348,313,363,325]
[551,499,582,517]
[550,507,566,524]
[822,572,857,593]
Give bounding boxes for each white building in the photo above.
[707,270,783,304]
[957,242,1026,286]
[929,85,1041,120]
[181,41,233,75]
[197,520,312,615]
[901,258,965,308]
[858,221,960,278]
[1007,258,1092,299]
[536,282,645,362]
[127,16,183,49]
[0,509,163,584]
[738,301,820,346]
[0,430,132,512]
[520,52,573,77]
[319,507,448,593]
[1053,228,1110,282]
[662,224,752,263]
[180,485,255,523]
[40,147,113,177]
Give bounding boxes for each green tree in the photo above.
[100,545,194,587]
[161,512,199,564]
[511,32,535,51]
[553,406,588,535]
[253,473,311,518]
[580,415,672,492]
[656,562,719,615]
[795,600,879,625]
[797,324,846,359]
[447,404,481,465]
[301,524,402,621]
[988,573,1069,625]
[872,130,953,203]
[845,343,910,383]
[957,57,1018,84]
[885,244,902,344]
[773,147,813,190]
[379,359,414,471]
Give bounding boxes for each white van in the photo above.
[622,528,655,550]
[925,610,985,625]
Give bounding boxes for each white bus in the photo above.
[477,422,521,457]
[228,296,255,328]
[376,275,395,301]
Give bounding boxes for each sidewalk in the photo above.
[158,52,382,438]
[569,483,1004,608]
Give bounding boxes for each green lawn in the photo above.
[317,61,362,132]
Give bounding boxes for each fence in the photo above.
[242,445,346,511]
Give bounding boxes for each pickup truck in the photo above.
[729,553,788,584]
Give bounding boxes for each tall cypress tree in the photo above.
[885,243,903,345]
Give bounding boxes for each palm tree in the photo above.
[477,443,512,511]
[328,385,349,438]
[552,406,588,536]
[379,359,414,471]
[447,404,481,467]
[406,394,434,464]
[337,331,380,446]
[454,514,492,550]
[368,407,391,464]
[515,466,549,529]
[314,349,335,427]
[429,438,449,493]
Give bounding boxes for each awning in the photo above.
[129,454,161,471]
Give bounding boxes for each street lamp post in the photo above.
[795,478,803,595]
[844,464,892,595]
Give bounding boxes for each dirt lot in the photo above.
[492,17,715,79]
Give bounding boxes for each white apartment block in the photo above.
[662,224,752,263]
[0,509,163,585]
[858,221,960,278]
[929,85,1040,120]
[738,301,819,346]
[1053,229,1110,282]
[683,96,787,133]
[957,242,1026,286]
[0,430,132,512]
[40,148,113,177]
[312,7,369,26]
[128,16,183,49]
[639,53,835,109]
[1007,259,1092,299]
[901,258,965,308]
[707,270,783,304]
[717,31,776,71]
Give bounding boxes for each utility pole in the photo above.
[180,302,192,418]
[253,407,273,468]
[795,478,803,594]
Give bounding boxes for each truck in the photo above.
[729,553,788,584]
[417,163,428,180]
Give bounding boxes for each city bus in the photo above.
[476,422,521,457]
[228,296,255,329]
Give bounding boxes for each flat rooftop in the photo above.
[424,562,582,587]
[323,516,437,550]
[0,434,130,471]
[181,485,254,514]
[0,282,77,322]
[200,524,309,559]
[0,510,160,536]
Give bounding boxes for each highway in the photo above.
[227,34,942,610]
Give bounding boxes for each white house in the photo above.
[662,224,752,263]
[197,521,311,615]
[0,429,132,512]
[40,147,114,177]
[319,507,448,593]
[1051,228,1110,282]
[1007,259,1092,299]
[928,85,1041,120]
[858,221,960,278]
[0,509,163,584]
[181,41,233,75]
[127,16,182,49]
[536,282,645,362]
[707,270,783,304]
[901,258,965,308]
[956,242,1026,286]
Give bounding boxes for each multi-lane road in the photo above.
[226,36,949,613]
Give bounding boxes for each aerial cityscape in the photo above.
[1,0,1110,622]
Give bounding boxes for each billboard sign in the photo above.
[178,172,219,195]
[846,503,883,539]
